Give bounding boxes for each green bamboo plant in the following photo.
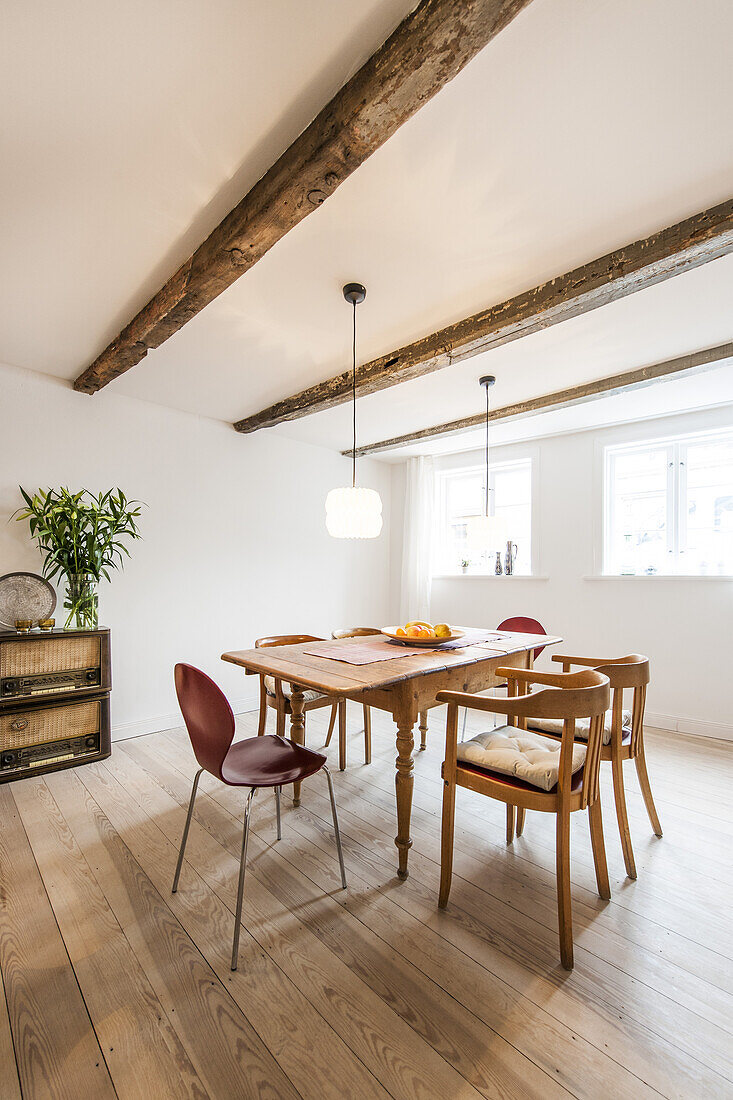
[15,487,143,628]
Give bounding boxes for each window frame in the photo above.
[433,454,536,577]
[603,427,733,577]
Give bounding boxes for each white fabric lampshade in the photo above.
[325,486,383,539]
[466,512,507,552]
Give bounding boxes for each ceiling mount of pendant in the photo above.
[479,375,496,389]
[343,282,366,305]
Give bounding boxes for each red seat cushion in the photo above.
[221,734,326,787]
[457,759,584,795]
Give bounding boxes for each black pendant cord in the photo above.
[352,299,357,489]
[484,381,490,517]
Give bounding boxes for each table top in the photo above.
[221,630,561,695]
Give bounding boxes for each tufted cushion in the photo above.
[526,708,631,746]
[457,724,587,792]
[263,676,326,703]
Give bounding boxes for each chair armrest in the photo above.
[552,654,610,668]
[272,676,287,701]
[552,653,639,668]
[436,689,533,716]
[495,666,565,686]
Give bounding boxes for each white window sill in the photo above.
[432,573,549,580]
[584,574,733,581]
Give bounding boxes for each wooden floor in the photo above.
[1,704,731,1100]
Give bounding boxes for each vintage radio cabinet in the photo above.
[0,627,111,782]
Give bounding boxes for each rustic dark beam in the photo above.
[73,0,533,395]
[234,199,733,433]
[341,342,733,456]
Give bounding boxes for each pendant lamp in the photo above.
[325,283,383,539]
[466,375,506,552]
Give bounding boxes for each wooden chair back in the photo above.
[552,653,650,756]
[174,663,235,781]
[497,616,548,660]
[438,668,610,807]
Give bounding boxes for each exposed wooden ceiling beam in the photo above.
[340,342,733,456]
[73,0,533,395]
[234,199,733,433]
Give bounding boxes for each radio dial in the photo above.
[85,736,97,749]
[1,753,15,767]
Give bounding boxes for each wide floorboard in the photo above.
[1,704,731,1099]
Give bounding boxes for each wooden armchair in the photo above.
[255,635,341,748]
[438,667,611,969]
[530,653,661,881]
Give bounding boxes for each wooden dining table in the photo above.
[222,629,560,879]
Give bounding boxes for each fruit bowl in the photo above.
[380,625,465,647]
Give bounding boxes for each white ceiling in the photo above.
[0,0,415,374]
[2,0,732,457]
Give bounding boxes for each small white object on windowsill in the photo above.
[585,573,733,580]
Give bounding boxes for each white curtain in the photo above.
[400,456,435,623]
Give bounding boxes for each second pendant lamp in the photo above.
[325,283,383,539]
[466,374,506,555]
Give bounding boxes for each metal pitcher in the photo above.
[504,541,518,575]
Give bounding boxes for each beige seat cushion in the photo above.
[457,724,587,792]
[526,708,631,746]
[263,675,326,704]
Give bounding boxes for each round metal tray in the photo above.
[0,572,57,629]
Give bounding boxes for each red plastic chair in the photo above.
[461,618,549,741]
[172,663,346,970]
[497,616,548,661]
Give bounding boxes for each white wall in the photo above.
[400,405,733,740]
[0,361,393,738]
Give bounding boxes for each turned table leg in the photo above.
[418,711,428,751]
[394,709,416,879]
[289,685,306,806]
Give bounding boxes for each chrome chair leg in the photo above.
[172,768,203,893]
[231,787,257,971]
[275,785,282,840]
[460,707,468,742]
[322,765,347,889]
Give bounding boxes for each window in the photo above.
[435,459,532,574]
[604,430,733,576]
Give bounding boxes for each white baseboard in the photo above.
[112,696,258,742]
[645,711,733,743]
[113,704,733,745]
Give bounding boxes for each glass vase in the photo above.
[64,573,98,630]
